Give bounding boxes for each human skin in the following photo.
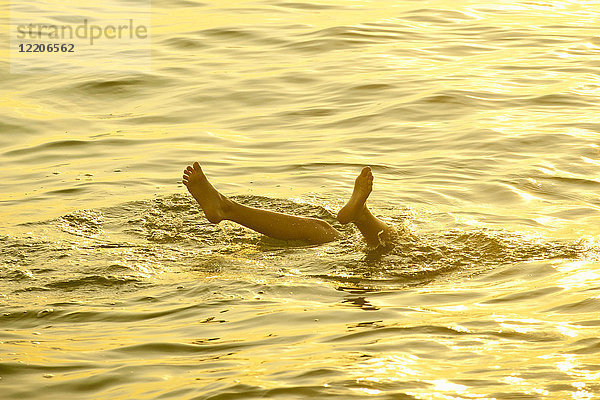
[182,162,393,246]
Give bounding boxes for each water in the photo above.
[1,0,600,398]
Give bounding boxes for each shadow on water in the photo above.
[0,194,587,299]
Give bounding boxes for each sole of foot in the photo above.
[182,162,229,223]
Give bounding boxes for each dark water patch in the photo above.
[359,22,429,40]
[273,2,347,10]
[480,287,563,304]
[47,301,83,307]
[271,367,342,385]
[3,136,142,159]
[567,338,600,354]
[55,304,205,324]
[0,120,35,136]
[197,383,313,400]
[425,44,498,56]
[22,74,172,107]
[404,8,476,23]
[121,114,184,125]
[11,369,132,398]
[322,325,468,343]
[4,139,91,157]
[276,71,319,85]
[574,320,600,327]
[0,301,225,328]
[0,361,95,376]
[522,94,595,108]
[323,26,415,42]
[277,107,337,118]
[46,275,140,290]
[153,0,206,7]
[520,369,573,381]
[161,36,209,50]
[554,67,600,76]
[421,90,515,107]
[72,75,170,96]
[46,187,88,196]
[546,298,600,314]
[282,24,422,53]
[545,383,583,393]
[325,321,563,346]
[347,83,396,93]
[111,341,250,356]
[1,308,62,326]
[198,27,261,44]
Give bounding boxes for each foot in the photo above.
[182,162,230,223]
[337,166,373,224]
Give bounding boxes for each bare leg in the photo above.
[337,166,394,246]
[183,162,341,244]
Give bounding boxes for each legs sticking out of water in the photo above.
[182,162,393,246]
[182,162,341,244]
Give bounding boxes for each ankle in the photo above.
[220,195,235,220]
[353,205,370,222]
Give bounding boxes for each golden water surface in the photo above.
[1,0,600,399]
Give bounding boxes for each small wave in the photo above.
[404,8,476,23]
[74,77,151,93]
[153,0,205,7]
[46,275,140,290]
[161,36,209,50]
[547,298,600,314]
[282,24,424,53]
[197,27,262,44]
[314,228,583,287]
[274,2,348,10]
[111,341,248,356]
[568,337,600,355]
[0,361,93,376]
[4,139,91,157]
[523,94,595,108]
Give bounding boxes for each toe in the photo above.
[193,162,202,172]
